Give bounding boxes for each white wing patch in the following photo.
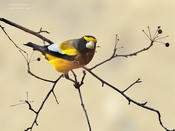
[48,42,64,54]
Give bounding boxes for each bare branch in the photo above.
[90,26,169,70]
[83,67,175,131]
[0,18,54,44]
[25,75,63,131]
[77,87,92,131]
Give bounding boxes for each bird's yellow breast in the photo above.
[45,54,82,74]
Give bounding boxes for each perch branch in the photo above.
[66,71,92,131]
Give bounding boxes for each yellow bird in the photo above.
[24,35,97,74]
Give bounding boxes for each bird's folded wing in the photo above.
[48,40,78,56]
[46,41,78,61]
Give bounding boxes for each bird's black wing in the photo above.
[24,42,76,61]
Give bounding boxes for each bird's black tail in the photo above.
[24,42,41,50]
[24,42,47,54]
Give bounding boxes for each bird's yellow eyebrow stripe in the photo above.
[84,36,97,43]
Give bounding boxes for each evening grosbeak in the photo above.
[24,35,97,74]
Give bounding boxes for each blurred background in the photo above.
[0,0,175,131]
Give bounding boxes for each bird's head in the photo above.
[72,35,97,65]
[83,35,97,50]
[73,35,97,52]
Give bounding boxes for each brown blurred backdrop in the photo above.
[0,0,175,131]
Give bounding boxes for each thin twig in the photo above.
[77,87,92,131]
[142,29,151,41]
[147,26,152,40]
[37,27,50,34]
[10,92,34,107]
[71,70,78,82]
[80,70,86,85]
[89,35,119,70]
[0,25,26,53]
[122,78,142,93]
[52,91,59,104]
[155,35,169,40]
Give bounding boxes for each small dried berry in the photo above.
[158,26,161,29]
[165,42,170,47]
[158,29,162,34]
[37,57,41,61]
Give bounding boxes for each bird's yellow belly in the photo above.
[46,54,81,74]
